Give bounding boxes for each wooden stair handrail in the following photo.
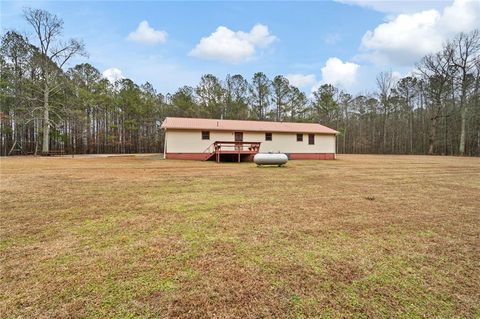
[213,141,261,144]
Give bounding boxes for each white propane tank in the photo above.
[253,153,288,166]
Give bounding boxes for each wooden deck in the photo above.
[206,141,261,163]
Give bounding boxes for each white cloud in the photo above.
[442,0,480,33]
[286,74,317,88]
[391,71,403,83]
[189,24,277,63]
[360,0,480,66]
[102,68,125,83]
[127,20,167,44]
[238,24,277,48]
[321,57,360,88]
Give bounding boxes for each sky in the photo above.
[1,0,480,95]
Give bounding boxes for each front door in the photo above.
[234,132,243,150]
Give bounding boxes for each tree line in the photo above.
[1,8,479,156]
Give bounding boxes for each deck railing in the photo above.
[202,141,261,162]
[213,141,261,153]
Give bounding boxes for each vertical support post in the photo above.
[163,129,167,159]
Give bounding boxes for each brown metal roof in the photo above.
[161,117,338,134]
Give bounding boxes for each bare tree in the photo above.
[474,58,480,153]
[448,30,480,155]
[395,77,419,153]
[24,8,85,153]
[376,71,395,153]
[416,49,453,155]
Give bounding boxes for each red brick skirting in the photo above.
[165,153,335,160]
[165,153,210,160]
[288,153,335,160]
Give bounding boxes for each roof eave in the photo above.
[161,126,338,134]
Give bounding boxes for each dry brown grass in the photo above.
[1,154,479,318]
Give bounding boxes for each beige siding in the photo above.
[166,129,336,154]
[165,130,232,153]
[243,132,335,153]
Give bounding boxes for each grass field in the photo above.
[1,154,479,318]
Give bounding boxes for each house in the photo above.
[161,117,338,162]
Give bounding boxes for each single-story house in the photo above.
[161,117,338,161]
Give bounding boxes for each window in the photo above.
[201,131,210,140]
[297,134,303,142]
[265,132,272,141]
[308,134,315,145]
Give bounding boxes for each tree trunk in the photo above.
[428,116,437,155]
[42,83,50,154]
[409,111,414,154]
[459,104,467,155]
[382,112,387,153]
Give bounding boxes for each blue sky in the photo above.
[2,0,479,94]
